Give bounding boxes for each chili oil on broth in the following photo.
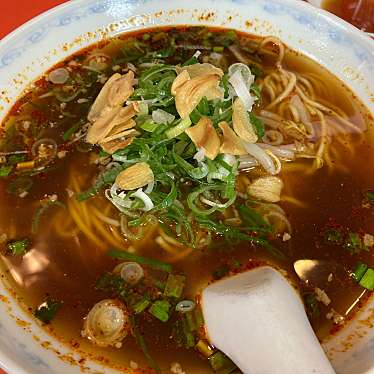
[0,26,373,373]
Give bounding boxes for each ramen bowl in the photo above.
[0,0,373,373]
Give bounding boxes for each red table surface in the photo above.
[0,0,71,369]
[0,3,68,372]
[0,0,69,40]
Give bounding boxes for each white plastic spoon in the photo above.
[201,266,336,374]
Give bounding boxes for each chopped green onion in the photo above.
[176,300,196,313]
[248,112,265,138]
[130,316,160,374]
[197,97,211,116]
[359,268,374,290]
[120,38,147,62]
[250,65,263,78]
[140,120,158,132]
[345,232,363,254]
[238,204,269,230]
[187,185,236,216]
[149,300,171,322]
[63,122,82,141]
[190,97,211,124]
[173,315,195,348]
[108,249,173,272]
[173,153,208,180]
[365,191,374,202]
[34,298,61,324]
[164,274,186,298]
[250,83,262,101]
[7,176,33,195]
[195,339,215,358]
[0,165,12,177]
[132,296,151,314]
[8,154,25,164]
[261,241,286,259]
[142,33,150,41]
[76,163,123,201]
[149,275,166,291]
[194,307,204,329]
[182,315,196,348]
[152,181,178,212]
[304,294,320,318]
[54,88,82,102]
[209,351,237,374]
[324,229,342,244]
[99,149,109,157]
[185,310,197,332]
[7,239,29,256]
[154,46,175,58]
[195,216,283,257]
[213,46,224,53]
[182,55,199,67]
[352,262,368,282]
[95,272,125,295]
[216,30,237,47]
[165,117,192,139]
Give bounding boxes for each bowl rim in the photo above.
[0,1,373,374]
[0,0,373,60]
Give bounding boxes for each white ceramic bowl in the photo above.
[0,0,373,373]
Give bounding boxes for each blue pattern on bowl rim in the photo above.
[0,0,373,70]
[0,1,113,68]
[0,320,50,372]
[0,1,373,373]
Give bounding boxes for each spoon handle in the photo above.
[202,267,336,374]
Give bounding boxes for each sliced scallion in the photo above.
[195,339,215,358]
[248,112,265,138]
[148,300,171,322]
[95,272,125,295]
[108,249,172,272]
[76,163,124,201]
[304,294,320,318]
[165,117,192,139]
[7,176,33,195]
[140,120,158,132]
[63,122,82,141]
[130,316,160,374]
[182,315,196,348]
[132,296,151,314]
[365,191,374,202]
[209,351,237,374]
[185,310,197,332]
[0,165,12,177]
[176,300,196,313]
[345,232,363,254]
[8,154,26,164]
[359,268,374,290]
[34,298,61,324]
[213,46,224,53]
[164,274,186,298]
[7,239,29,256]
[352,262,368,282]
[324,229,342,244]
[173,153,208,180]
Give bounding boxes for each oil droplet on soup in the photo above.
[0,26,373,373]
